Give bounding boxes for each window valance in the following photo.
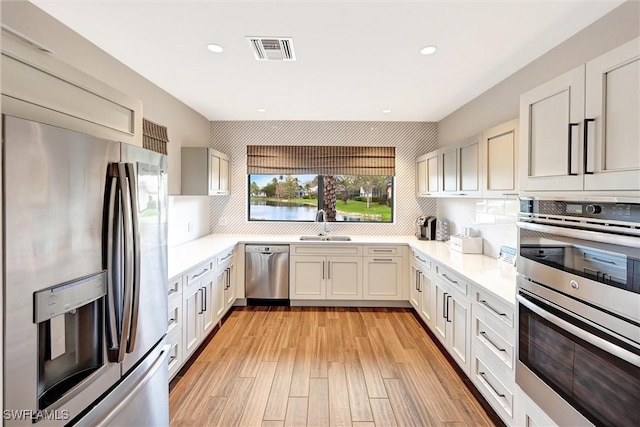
[246,145,395,175]
[142,119,169,155]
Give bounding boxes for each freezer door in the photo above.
[75,343,170,426]
[120,144,169,374]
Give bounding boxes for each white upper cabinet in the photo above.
[520,65,585,191]
[520,38,639,193]
[584,38,640,192]
[181,147,231,195]
[482,119,519,198]
[416,150,439,197]
[441,136,482,197]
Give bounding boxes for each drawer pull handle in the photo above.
[373,258,393,262]
[168,318,175,324]
[169,356,177,364]
[441,273,458,285]
[414,255,427,263]
[168,288,178,295]
[373,249,393,253]
[219,253,233,262]
[191,268,209,280]
[480,331,506,352]
[479,372,505,398]
[479,299,508,317]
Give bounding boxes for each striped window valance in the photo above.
[142,119,169,155]
[246,146,395,175]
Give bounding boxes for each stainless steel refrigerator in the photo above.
[3,115,169,426]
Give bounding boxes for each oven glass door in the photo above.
[518,292,640,426]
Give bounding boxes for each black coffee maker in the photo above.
[415,216,437,240]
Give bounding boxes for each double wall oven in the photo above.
[516,197,640,426]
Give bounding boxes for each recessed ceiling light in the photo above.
[382,109,392,114]
[420,46,437,55]
[207,43,224,53]
[257,108,267,113]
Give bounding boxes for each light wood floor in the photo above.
[169,307,496,427]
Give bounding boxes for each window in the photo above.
[248,174,394,222]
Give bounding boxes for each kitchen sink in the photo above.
[299,235,352,241]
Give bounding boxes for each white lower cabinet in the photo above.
[363,256,403,300]
[290,254,362,300]
[433,266,471,375]
[516,386,557,427]
[409,250,435,329]
[471,287,517,426]
[182,259,215,360]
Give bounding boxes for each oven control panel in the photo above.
[520,199,640,222]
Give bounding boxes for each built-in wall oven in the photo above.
[516,197,640,427]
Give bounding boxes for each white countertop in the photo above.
[168,234,517,305]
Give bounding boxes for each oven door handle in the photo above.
[516,221,639,248]
[517,294,640,368]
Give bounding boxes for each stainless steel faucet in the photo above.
[315,209,328,236]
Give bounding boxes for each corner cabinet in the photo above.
[181,147,230,195]
[520,37,640,193]
[416,150,440,197]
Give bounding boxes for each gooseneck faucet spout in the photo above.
[315,209,328,236]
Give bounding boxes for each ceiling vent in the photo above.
[246,37,296,61]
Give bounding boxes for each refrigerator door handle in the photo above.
[126,162,141,353]
[106,175,120,360]
[118,163,134,362]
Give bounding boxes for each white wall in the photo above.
[435,1,639,257]
[209,120,438,236]
[1,1,212,246]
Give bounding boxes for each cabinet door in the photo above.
[419,270,435,328]
[448,292,471,375]
[201,277,217,335]
[224,263,236,309]
[209,152,221,194]
[213,268,226,321]
[409,263,421,310]
[219,157,230,193]
[326,256,362,300]
[483,119,519,198]
[427,151,439,194]
[290,255,325,299]
[183,284,202,359]
[441,147,458,194]
[584,37,640,191]
[416,156,428,196]
[520,65,585,191]
[434,281,448,344]
[363,257,402,300]
[459,138,482,196]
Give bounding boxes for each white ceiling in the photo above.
[31,0,623,122]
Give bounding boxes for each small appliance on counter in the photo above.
[415,216,437,240]
[449,235,483,254]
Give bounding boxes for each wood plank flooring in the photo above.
[169,307,496,427]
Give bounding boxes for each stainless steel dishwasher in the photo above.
[245,244,290,305]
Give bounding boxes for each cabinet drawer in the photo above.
[291,244,362,256]
[184,259,215,287]
[473,315,514,371]
[436,265,468,295]
[411,250,431,270]
[472,356,515,422]
[167,327,183,380]
[168,297,182,337]
[216,247,234,266]
[474,288,514,329]
[168,275,182,301]
[365,246,401,256]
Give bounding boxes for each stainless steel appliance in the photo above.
[415,216,436,240]
[3,115,170,426]
[245,245,290,305]
[516,197,640,427]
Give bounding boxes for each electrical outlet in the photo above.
[187,221,193,232]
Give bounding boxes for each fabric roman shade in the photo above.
[142,119,169,155]
[246,145,395,175]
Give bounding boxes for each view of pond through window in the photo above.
[248,174,393,222]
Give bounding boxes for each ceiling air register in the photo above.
[246,37,296,61]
